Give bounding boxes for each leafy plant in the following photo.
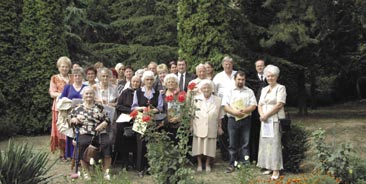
[144,85,197,183]
[0,140,56,184]
[311,128,366,183]
[282,124,309,173]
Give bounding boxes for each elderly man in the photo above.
[222,71,257,173]
[213,56,237,161]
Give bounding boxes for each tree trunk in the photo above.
[297,69,308,115]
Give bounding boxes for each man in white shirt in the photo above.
[213,56,237,161]
[213,56,237,98]
[222,71,257,173]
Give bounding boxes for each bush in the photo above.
[0,140,55,184]
[311,129,366,184]
[282,124,309,173]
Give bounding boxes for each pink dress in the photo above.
[49,74,69,153]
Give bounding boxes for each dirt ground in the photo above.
[1,101,366,183]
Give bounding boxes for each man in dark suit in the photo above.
[177,59,195,92]
[249,59,268,163]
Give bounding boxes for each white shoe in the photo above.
[104,173,111,180]
[262,170,272,175]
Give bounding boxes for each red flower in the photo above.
[165,95,174,102]
[130,110,138,119]
[177,91,186,103]
[187,82,196,91]
[142,115,151,122]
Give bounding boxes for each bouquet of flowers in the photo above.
[130,107,152,135]
[165,91,187,122]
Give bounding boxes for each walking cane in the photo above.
[70,127,80,179]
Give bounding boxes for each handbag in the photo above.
[154,112,167,121]
[279,112,291,132]
[123,126,135,137]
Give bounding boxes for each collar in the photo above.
[141,86,156,93]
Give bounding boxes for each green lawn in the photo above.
[1,101,365,183]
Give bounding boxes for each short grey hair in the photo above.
[97,67,112,80]
[195,63,206,72]
[142,70,155,82]
[81,86,95,97]
[264,64,280,77]
[222,56,233,64]
[164,73,179,85]
[72,68,84,78]
[198,79,214,93]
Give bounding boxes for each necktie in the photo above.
[260,75,263,81]
[179,73,184,91]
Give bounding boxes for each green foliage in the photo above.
[236,164,257,184]
[177,0,234,69]
[0,1,23,139]
[144,91,196,184]
[0,140,55,184]
[282,124,309,173]
[311,129,366,183]
[18,0,68,134]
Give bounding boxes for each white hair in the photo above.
[198,79,214,92]
[141,70,155,82]
[222,56,233,64]
[164,73,179,84]
[81,86,95,96]
[264,64,280,77]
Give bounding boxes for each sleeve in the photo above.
[248,89,258,106]
[110,85,118,103]
[116,90,132,114]
[60,84,70,99]
[221,89,230,106]
[156,92,164,111]
[277,85,287,104]
[258,87,266,106]
[49,76,57,95]
[131,90,139,110]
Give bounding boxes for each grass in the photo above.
[1,101,365,183]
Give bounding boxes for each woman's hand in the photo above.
[70,117,80,125]
[95,122,108,132]
[217,127,224,136]
[168,117,179,123]
[260,114,269,122]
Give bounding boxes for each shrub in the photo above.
[282,124,309,173]
[0,140,55,184]
[311,128,366,183]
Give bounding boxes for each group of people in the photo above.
[49,55,287,181]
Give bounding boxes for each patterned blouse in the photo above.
[69,104,110,135]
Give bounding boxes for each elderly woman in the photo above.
[162,73,182,143]
[49,56,72,160]
[192,79,223,172]
[69,86,111,180]
[189,64,209,95]
[83,67,98,86]
[131,70,163,176]
[94,68,118,107]
[59,68,87,160]
[154,63,168,94]
[257,65,287,180]
[115,76,141,169]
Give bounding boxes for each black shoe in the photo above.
[225,166,235,173]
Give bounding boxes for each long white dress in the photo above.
[256,84,286,170]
